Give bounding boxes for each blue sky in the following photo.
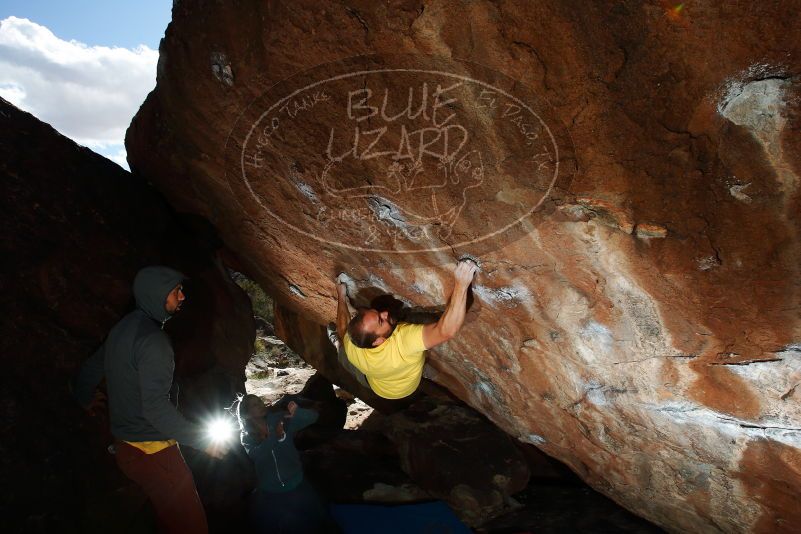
[0,2,171,168]
[0,1,171,49]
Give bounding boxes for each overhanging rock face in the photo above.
[127,2,801,531]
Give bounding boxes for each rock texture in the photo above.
[127,2,801,532]
[0,97,256,531]
[384,397,530,525]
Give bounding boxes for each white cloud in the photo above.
[0,81,26,105]
[0,16,158,169]
[94,143,130,169]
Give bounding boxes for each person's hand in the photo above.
[453,259,478,288]
[204,441,227,459]
[276,420,286,441]
[286,401,298,417]
[336,273,352,297]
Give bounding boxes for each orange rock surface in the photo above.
[127,2,801,531]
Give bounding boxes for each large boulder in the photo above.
[0,97,256,531]
[126,2,801,532]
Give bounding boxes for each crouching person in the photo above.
[236,394,337,534]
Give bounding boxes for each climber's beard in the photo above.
[385,315,398,337]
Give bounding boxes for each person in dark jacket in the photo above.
[73,265,225,534]
[237,394,336,533]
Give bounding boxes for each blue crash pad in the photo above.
[330,501,471,534]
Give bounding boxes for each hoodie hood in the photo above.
[133,266,185,324]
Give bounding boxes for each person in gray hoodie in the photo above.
[74,265,224,534]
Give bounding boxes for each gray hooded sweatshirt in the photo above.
[74,266,205,449]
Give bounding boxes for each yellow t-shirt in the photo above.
[344,322,427,399]
[124,439,177,454]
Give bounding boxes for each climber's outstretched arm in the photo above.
[422,260,477,349]
[336,280,352,339]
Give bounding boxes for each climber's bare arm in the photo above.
[336,280,352,339]
[422,260,477,349]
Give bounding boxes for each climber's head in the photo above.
[241,394,267,420]
[348,308,397,348]
[235,394,265,428]
[234,393,267,438]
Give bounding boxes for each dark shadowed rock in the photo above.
[280,372,348,447]
[0,97,255,531]
[383,397,530,526]
[302,419,429,504]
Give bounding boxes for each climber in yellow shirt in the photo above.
[335,260,478,399]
